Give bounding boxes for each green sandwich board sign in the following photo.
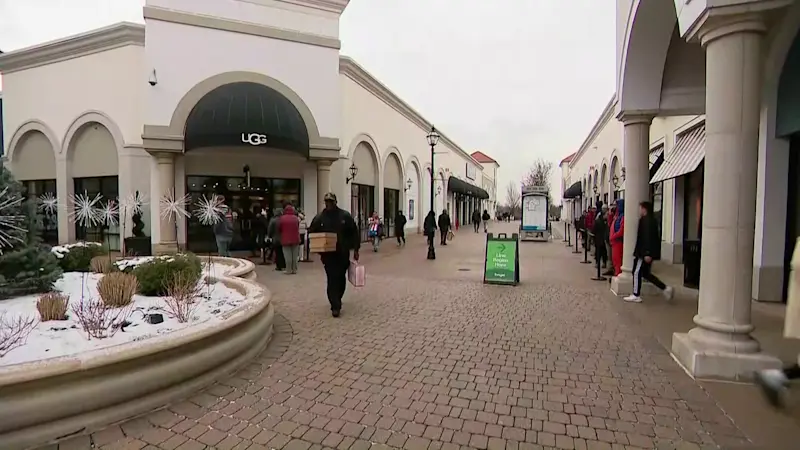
[483,233,520,285]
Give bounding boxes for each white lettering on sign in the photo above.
[241,133,268,146]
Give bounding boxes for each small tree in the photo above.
[0,168,62,299]
[505,181,521,217]
[522,159,554,204]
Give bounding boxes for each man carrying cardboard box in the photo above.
[308,192,360,317]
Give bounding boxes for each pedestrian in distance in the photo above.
[368,211,381,252]
[424,211,437,249]
[472,209,481,233]
[624,201,674,303]
[482,209,491,233]
[438,209,451,245]
[277,203,301,274]
[213,195,235,257]
[395,210,407,246]
[308,192,360,318]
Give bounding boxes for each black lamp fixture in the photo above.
[592,185,598,195]
[427,126,440,260]
[346,162,358,184]
[436,185,442,195]
[404,178,412,192]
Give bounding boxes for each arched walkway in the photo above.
[350,140,381,239]
[405,158,422,230]
[382,150,404,236]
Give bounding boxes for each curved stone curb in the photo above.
[0,259,272,450]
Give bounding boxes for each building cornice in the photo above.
[568,94,617,170]
[339,56,483,168]
[271,0,349,14]
[0,22,145,74]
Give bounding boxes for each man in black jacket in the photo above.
[438,210,451,245]
[308,192,360,317]
[592,203,608,268]
[624,201,674,303]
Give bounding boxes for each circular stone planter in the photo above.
[0,260,272,449]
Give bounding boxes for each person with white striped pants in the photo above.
[624,201,674,303]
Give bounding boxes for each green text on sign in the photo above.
[484,238,518,284]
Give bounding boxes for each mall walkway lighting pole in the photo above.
[427,126,440,260]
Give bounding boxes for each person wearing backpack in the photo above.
[481,209,491,233]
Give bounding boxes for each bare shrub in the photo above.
[0,313,38,357]
[163,272,202,323]
[90,255,117,274]
[36,292,69,321]
[97,272,138,307]
[70,296,132,340]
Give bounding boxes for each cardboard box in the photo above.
[309,232,338,253]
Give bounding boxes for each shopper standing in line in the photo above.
[277,204,301,274]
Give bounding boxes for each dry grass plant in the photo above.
[97,272,138,307]
[70,296,133,340]
[37,292,69,321]
[164,272,202,323]
[90,255,117,274]
[0,312,38,357]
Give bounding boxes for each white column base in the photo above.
[610,273,632,296]
[672,332,781,381]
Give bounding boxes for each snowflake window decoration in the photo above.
[37,192,59,215]
[119,191,149,216]
[194,195,224,226]
[160,190,190,221]
[0,187,25,252]
[68,192,102,227]
[98,200,120,227]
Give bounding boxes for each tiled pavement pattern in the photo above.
[42,223,754,450]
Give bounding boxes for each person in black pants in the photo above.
[472,209,481,233]
[308,193,360,318]
[592,203,608,268]
[424,211,437,249]
[624,201,674,303]
[756,364,800,408]
[395,210,407,246]
[438,210,451,245]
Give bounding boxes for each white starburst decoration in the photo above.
[0,187,26,252]
[37,192,59,215]
[99,200,120,227]
[120,191,149,216]
[68,192,102,227]
[160,190,190,221]
[194,195,224,226]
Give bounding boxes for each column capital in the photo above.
[687,10,769,47]
[616,112,653,126]
[316,159,334,170]
[151,150,177,163]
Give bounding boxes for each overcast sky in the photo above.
[0,0,616,205]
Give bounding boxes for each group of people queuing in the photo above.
[575,199,673,303]
[211,196,306,274]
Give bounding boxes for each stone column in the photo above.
[672,15,781,379]
[153,152,177,255]
[611,115,652,296]
[317,160,332,210]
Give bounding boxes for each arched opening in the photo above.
[383,152,403,237]
[182,81,311,252]
[8,130,58,245]
[610,156,620,200]
[350,141,379,242]
[406,161,422,230]
[593,169,599,206]
[600,163,608,205]
[68,122,120,250]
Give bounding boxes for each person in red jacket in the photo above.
[584,206,596,251]
[609,199,625,276]
[277,204,302,274]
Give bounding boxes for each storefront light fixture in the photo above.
[404,178,412,192]
[148,69,158,87]
[427,127,441,146]
[346,162,358,184]
[592,185,597,194]
[436,186,442,195]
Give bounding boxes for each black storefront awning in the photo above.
[563,181,582,199]
[185,82,310,155]
[447,176,489,199]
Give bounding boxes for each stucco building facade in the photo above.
[0,0,496,253]
[562,0,800,379]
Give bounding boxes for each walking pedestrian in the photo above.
[472,209,481,233]
[213,196,234,257]
[624,201,674,303]
[755,364,800,408]
[395,210,407,246]
[308,192,360,318]
[438,209,451,245]
[278,204,301,274]
[482,209,491,233]
[368,211,381,252]
[610,199,624,276]
[424,211,437,249]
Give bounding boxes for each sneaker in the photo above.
[755,369,788,408]
[664,286,675,301]
[331,309,341,318]
[623,295,642,303]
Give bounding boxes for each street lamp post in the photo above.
[427,126,440,260]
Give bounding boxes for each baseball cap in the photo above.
[323,192,337,202]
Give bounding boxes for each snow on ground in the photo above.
[50,241,103,259]
[0,265,250,367]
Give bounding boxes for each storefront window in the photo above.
[74,176,120,251]
[185,176,301,253]
[383,188,400,237]
[21,179,58,245]
[651,182,663,239]
[351,183,375,242]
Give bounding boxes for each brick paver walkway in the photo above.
[44,222,751,450]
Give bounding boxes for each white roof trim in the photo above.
[568,94,618,169]
[339,56,483,168]
[0,22,145,74]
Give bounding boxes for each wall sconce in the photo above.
[436,186,442,195]
[404,178,412,192]
[148,69,158,87]
[593,185,598,194]
[346,162,358,184]
[621,167,626,181]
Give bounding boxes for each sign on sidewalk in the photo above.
[483,233,520,285]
